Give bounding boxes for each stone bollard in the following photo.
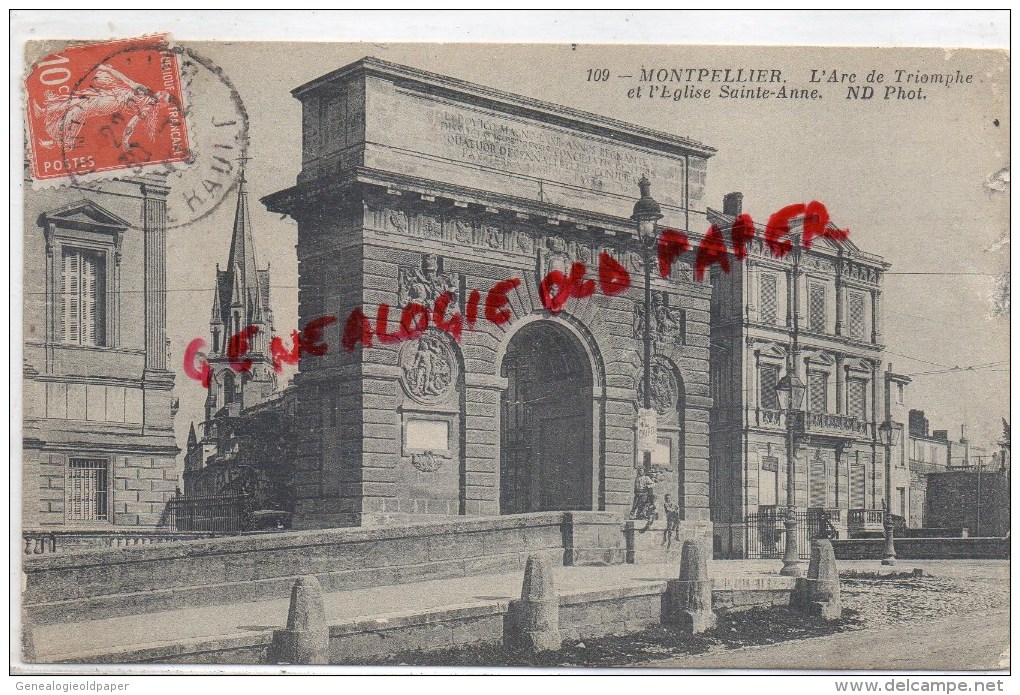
[272,576,329,664]
[504,554,561,653]
[664,540,717,633]
[794,539,843,620]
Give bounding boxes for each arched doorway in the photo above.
[500,321,593,513]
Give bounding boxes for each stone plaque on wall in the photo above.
[404,419,449,452]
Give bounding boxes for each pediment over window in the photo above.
[756,342,787,360]
[843,357,874,373]
[803,350,836,367]
[39,200,129,253]
[810,231,860,256]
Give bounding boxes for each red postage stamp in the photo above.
[25,34,192,182]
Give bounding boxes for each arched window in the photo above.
[223,370,237,405]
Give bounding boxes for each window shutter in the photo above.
[809,282,826,332]
[848,292,865,340]
[60,249,105,346]
[808,371,827,414]
[759,273,778,324]
[759,364,780,410]
[63,250,81,344]
[82,252,95,346]
[851,462,866,509]
[848,378,867,419]
[809,452,827,508]
[59,250,69,341]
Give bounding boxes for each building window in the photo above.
[759,273,778,324]
[222,371,237,405]
[808,282,826,333]
[850,460,866,509]
[897,382,904,404]
[67,458,109,522]
[760,364,780,410]
[808,371,828,414]
[61,248,106,346]
[848,378,867,420]
[847,291,866,341]
[809,451,827,508]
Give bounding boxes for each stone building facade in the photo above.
[707,194,890,557]
[22,176,179,529]
[905,408,951,528]
[263,58,716,529]
[883,366,912,525]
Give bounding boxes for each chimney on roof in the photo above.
[723,192,743,217]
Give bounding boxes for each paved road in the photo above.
[644,609,1010,671]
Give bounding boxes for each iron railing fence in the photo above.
[744,508,840,560]
[159,493,253,533]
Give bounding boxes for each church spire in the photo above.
[202,161,277,413]
[225,166,260,303]
[209,163,274,342]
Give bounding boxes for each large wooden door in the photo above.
[500,322,593,514]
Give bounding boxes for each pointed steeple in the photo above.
[201,160,278,415]
[210,263,224,326]
[187,422,198,447]
[225,167,260,298]
[209,163,274,347]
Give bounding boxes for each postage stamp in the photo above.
[25,34,192,183]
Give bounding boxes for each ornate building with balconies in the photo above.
[708,193,890,557]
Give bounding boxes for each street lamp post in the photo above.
[631,176,663,506]
[878,421,900,565]
[775,371,806,577]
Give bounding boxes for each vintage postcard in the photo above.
[13,23,1010,678]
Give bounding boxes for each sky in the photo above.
[162,42,1009,469]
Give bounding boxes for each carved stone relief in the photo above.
[540,235,572,276]
[418,213,443,240]
[451,217,474,244]
[634,291,685,345]
[412,450,445,473]
[385,209,408,234]
[400,330,459,404]
[636,356,681,415]
[398,254,459,308]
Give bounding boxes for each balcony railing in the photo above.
[792,411,870,438]
[847,509,886,536]
[754,408,786,429]
[754,409,869,438]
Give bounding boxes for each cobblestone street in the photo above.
[642,560,1010,670]
[839,561,1009,628]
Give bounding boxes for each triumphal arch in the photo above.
[264,58,716,529]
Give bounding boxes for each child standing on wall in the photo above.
[662,493,681,547]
